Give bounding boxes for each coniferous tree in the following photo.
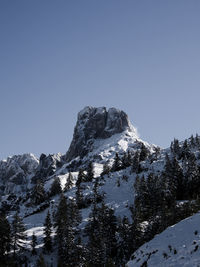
[93,177,101,203]
[134,175,150,221]
[85,162,94,182]
[153,146,161,161]
[85,202,117,265]
[43,210,52,253]
[112,153,121,172]
[31,232,37,255]
[190,134,195,147]
[118,216,133,264]
[185,152,200,199]
[64,172,73,192]
[12,212,26,257]
[170,138,181,157]
[127,150,133,166]
[76,168,85,186]
[101,205,117,262]
[54,194,68,258]
[195,134,200,147]
[49,177,62,197]
[121,152,128,168]
[132,151,140,173]
[85,202,105,265]
[76,180,84,209]
[54,194,81,266]
[163,154,177,201]
[139,143,149,161]
[31,181,46,205]
[0,213,11,263]
[181,139,190,159]
[129,206,142,253]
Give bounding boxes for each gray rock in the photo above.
[65,106,131,162]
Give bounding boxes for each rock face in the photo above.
[31,153,63,183]
[65,106,134,162]
[0,154,39,194]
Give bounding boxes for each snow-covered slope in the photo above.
[127,212,200,267]
[2,106,200,266]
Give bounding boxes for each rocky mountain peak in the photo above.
[66,106,138,162]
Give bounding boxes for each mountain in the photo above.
[1,106,200,266]
[66,106,139,161]
[65,106,153,166]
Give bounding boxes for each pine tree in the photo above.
[49,177,62,197]
[127,150,133,166]
[185,152,200,199]
[170,138,180,157]
[181,139,190,159]
[118,216,132,264]
[54,194,81,266]
[121,151,132,168]
[139,143,149,161]
[76,169,85,186]
[132,151,140,173]
[153,146,160,161]
[31,232,37,255]
[129,206,142,252]
[85,202,117,265]
[85,162,94,182]
[31,181,46,205]
[85,203,105,265]
[0,213,11,263]
[76,181,84,209]
[190,134,195,147]
[12,212,26,257]
[112,153,121,172]
[195,134,200,147]
[134,175,150,221]
[76,170,85,208]
[121,152,128,168]
[54,194,68,258]
[43,210,52,253]
[64,172,73,192]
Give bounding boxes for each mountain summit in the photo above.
[1,106,200,267]
[65,106,139,162]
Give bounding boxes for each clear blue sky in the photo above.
[1,0,200,160]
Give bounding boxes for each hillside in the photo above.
[1,106,200,266]
[127,212,200,267]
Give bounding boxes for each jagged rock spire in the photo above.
[66,106,137,162]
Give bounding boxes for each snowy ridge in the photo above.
[127,212,200,267]
[89,128,153,164]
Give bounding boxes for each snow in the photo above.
[88,129,153,165]
[127,212,200,267]
[100,168,135,218]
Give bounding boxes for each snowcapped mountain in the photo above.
[1,106,200,266]
[65,106,154,165]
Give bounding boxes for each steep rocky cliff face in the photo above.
[65,106,138,162]
[0,154,39,194]
[31,153,63,183]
